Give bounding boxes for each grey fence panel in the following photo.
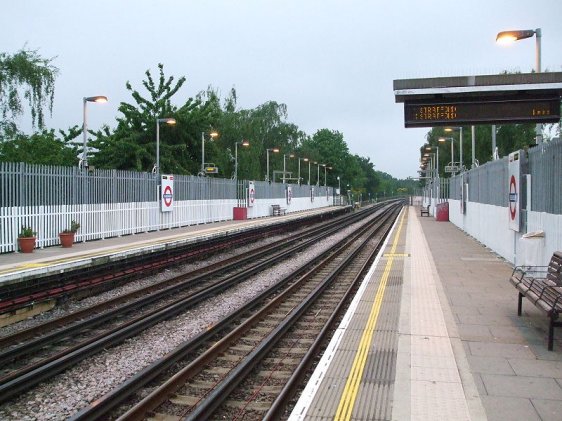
[464,158,507,207]
[1,162,336,253]
[174,175,237,201]
[447,138,561,216]
[528,140,562,214]
[449,175,462,200]
[253,180,287,199]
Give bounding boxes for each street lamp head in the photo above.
[84,96,108,103]
[158,117,176,125]
[438,137,452,142]
[241,139,250,147]
[209,131,219,138]
[272,148,280,153]
[496,29,537,44]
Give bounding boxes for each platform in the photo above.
[290,206,562,421]
[2,205,562,420]
[0,207,340,284]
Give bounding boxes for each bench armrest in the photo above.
[512,265,549,278]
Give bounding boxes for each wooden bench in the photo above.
[271,204,287,216]
[509,251,562,350]
[420,206,430,217]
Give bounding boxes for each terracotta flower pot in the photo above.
[18,237,36,253]
[59,232,75,248]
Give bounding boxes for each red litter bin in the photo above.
[435,202,449,221]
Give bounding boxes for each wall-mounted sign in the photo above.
[508,151,521,232]
[161,175,174,212]
[248,181,255,207]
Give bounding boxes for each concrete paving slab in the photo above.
[481,373,562,399]
[481,396,540,421]
[488,325,543,344]
[457,313,524,327]
[466,355,515,375]
[532,398,562,421]
[457,324,493,341]
[509,358,562,378]
[468,341,537,359]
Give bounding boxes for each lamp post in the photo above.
[155,118,176,174]
[444,127,463,170]
[316,162,321,186]
[82,95,108,168]
[425,145,439,177]
[308,160,312,185]
[283,153,295,184]
[298,157,308,185]
[201,131,219,175]
[266,147,280,182]
[234,139,250,180]
[322,164,327,186]
[496,28,542,143]
[337,175,341,204]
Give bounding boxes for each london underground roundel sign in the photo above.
[163,185,173,207]
[509,175,517,220]
[161,175,174,212]
[507,151,520,232]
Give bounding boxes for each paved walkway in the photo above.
[417,208,562,421]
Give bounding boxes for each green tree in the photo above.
[90,64,219,173]
[0,126,81,165]
[0,47,58,131]
[354,155,380,196]
[302,129,350,186]
[212,93,305,180]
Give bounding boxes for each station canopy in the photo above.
[393,72,562,128]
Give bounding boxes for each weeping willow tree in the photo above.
[0,47,58,131]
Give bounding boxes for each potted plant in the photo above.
[18,226,36,253]
[59,220,80,248]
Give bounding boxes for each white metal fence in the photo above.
[0,162,337,253]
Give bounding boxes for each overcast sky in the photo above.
[2,0,561,179]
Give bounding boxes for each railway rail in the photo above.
[69,201,403,420]
[0,208,348,315]
[0,203,399,407]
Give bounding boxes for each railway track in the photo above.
[70,201,403,420]
[0,208,348,315]
[0,203,396,406]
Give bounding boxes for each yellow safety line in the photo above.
[334,210,406,421]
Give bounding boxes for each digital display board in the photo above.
[404,97,561,128]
